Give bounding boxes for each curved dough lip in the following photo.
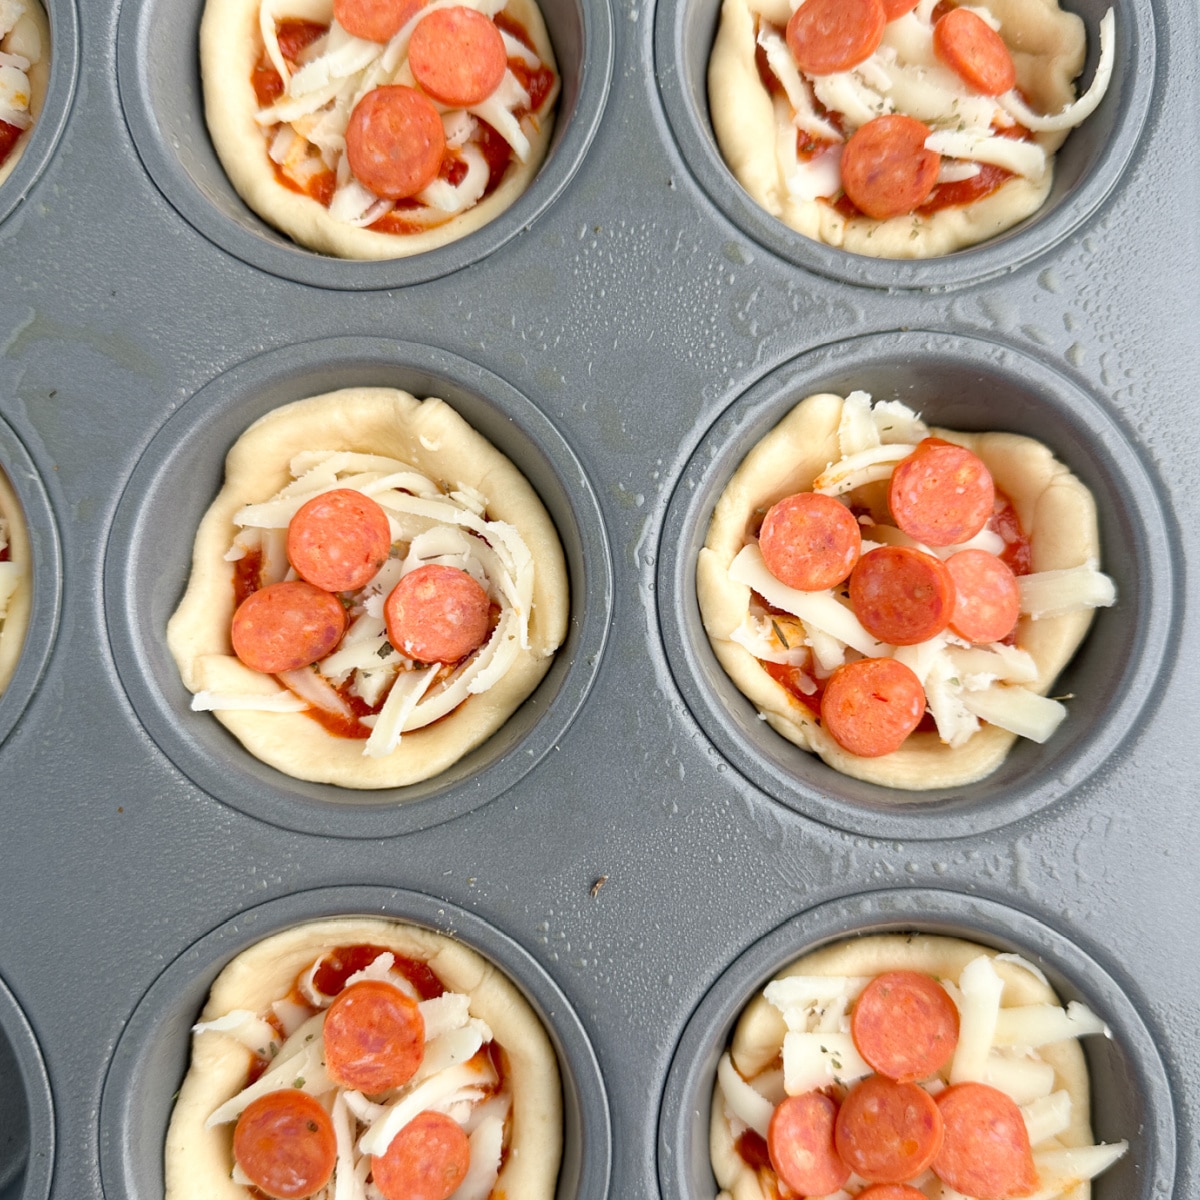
[712,933,1098,1200]
[167,386,570,789]
[164,916,563,1200]
[200,0,559,259]
[706,0,1086,258]
[0,466,32,694]
[697,391,1101,791]
[0,0,51,190]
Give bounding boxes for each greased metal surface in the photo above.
[0,0,1196,1197]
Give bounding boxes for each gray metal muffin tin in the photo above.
[0,0,1196,1194]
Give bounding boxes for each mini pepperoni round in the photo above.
[820,657,926,757]
[786,0,887,75]
[835,1075,944,1184]
[409,6,508,107]
[856,1186,930,1200]
[934,1083,1038,1199]
[840,114,940,220]
[233,1090,337,1200]
[323,979,425,1093]
[933,7,1017,96]
[384,564,491,664]
[334,0,425,42]
[766,1092,851,1197]
[880,0,919,17]
[946,549,1020,644]
[231,581,347,674]
[851,971,960,1082]
[345,85,445,200]
[371,1111,471,1200]
[286,489,393,594]
[759,492,862,591]
[889,439,996,547]
[849,546,956,646]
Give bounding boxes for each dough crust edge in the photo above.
[199,0,558,259]
[164,916,563,1200]
[0,0,52,190]
[166,385,570,789]
[0,464,32,693]
[696,391,1101,791]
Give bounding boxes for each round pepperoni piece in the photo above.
[820,657,926,757]
[856,1186,930,1200]
[933,1083,1038,1199]
[371,1111,471,1200]
[759,492,862,591]
[880,0,919,17]
[334,0,425,42]
[840,114,940,220]
[233,1090,337,1200]
[231,581,348,674]
[849,545,956,646]
[323,979,425,1093]
[835,1075,944,1184]
[889,438,996,547]
[933,7,1017,96]
[766,1092,851,1197]
[286,489,393,594]
[851,971,960,1082]
[384,564,491,664]
[409,6,508,107]
[786,0,887,75]
[345,85,445,200]
[946,549,1020,644]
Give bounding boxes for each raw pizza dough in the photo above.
[200,0,558,258]
[712,933,1102,1200]
[0,0,50,189]
[165,916,563,1200]
[708,0,1089,257]
[167,386,569,789]
[697,391,1102,790]
[0,466,31,694]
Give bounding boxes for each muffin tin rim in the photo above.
[0,969,54,1200]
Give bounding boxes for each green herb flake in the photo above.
[376,640,395,659]
[771,619,790,649]
[293,1076,305,1089]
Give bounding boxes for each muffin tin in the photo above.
[0,0,1196,1197]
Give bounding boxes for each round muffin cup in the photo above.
[652,0,1155,288]
[0,972,54,1200]
[657,331,1177,839]
[657,888,1176,1200]
[98,885,611,1200]
[0,0,79,230]
[0,416,62,755]
[103,337,612,837]
[115,0,613,287]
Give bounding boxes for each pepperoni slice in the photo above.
[933,7,1017,96]
[231,581,347,674]
[820,657,926,757]
[934,1083,1038,1199]
[334,0,425,42]
[322,979,425,1093]
[759,492,862,591]
[766,1092,851,1197]
[371,1110,471,1200]
[345,85,446,200]
[856,1186,930,1200]
[384,564,491,664]
[880,0,919,17]
[889,439,996,547]
[233,1090,337,1200]
[946,549,1020,644]
[409,6,508,107]
[849,545,956,646]
[286,489,393,594]
[785,0,887,75]
[835,1075,944,1184]
[840,114,940,220]
[851,971,960,1082]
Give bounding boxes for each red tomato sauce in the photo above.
[991,489,1032,576]
[735,1128,773,1172]
[311,944,446,1000]
[0,121,22,168]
